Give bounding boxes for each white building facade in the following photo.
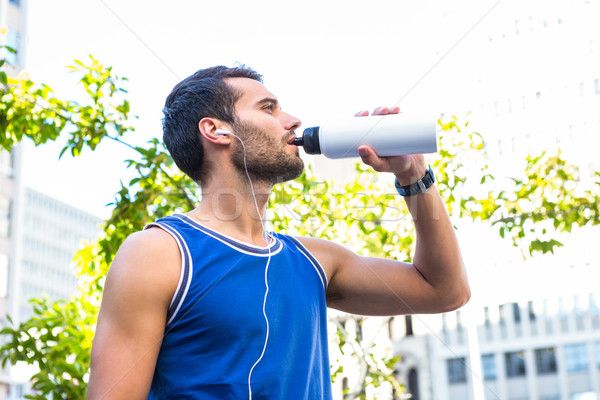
[394,260,600,400]
[322,1,600,399]
[392,1,600,399]
[0,0,27,397]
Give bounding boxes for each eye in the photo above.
[263,103,275,112]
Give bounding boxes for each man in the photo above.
[88,65,470,399]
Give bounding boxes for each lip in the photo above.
[287,135,297,145]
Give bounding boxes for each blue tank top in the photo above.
[145,214,332,400]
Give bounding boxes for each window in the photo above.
[456,311,464,331]
[0,253,8,298]
[484,306,491,326]
[447,358,467,384]
[590,294,599,311]
[536,348,557,375]
[570,393,598,400]
[513,303,521,323]
[528,301,536,321]
[499,304,506,325]
[481,354,496,380]
[0,150,13,176]
[564,343,589,372]
[0,197,11,237]
[595,342,600,368]
[5,29,19,65]
[404,315,413,336]
[505,351,526,377]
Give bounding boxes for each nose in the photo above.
[282,112,302,132]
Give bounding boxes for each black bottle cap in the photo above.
[301,126,321,155]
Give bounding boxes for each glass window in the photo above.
[536,347,557,375]
[499,304,506,325]
[564,343,589,372]
[484,306,491,326]
[596,342,600,368]
[5,29,19,65]
[0,253,7,297]
[447,357,467,384]
[528,301,536,321]
[481,354,496,380]
[570,393,598,400]
[0,197,11,237]
[505,351,526,377]
[0,150,13,176]
[513,302,521,323]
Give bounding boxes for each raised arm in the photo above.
[87,228,180,399]
[301,184,469,316]
[300,107,470,316]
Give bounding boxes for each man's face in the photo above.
[226,78,304,184]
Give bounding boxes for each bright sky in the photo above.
[21,0,505,218]
[15,0,600,389]
[19,0,600,267]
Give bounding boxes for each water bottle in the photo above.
[293,114,437,158]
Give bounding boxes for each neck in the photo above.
[190,176,274,246]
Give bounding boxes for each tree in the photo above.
[1,55,599,399]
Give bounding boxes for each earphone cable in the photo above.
[227,132,272,400]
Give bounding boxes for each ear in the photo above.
[198,118,232,145]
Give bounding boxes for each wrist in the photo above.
[394,164,427,186]
[395,165,435,197]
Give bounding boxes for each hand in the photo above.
[355,107,426,186]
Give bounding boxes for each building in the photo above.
[0,0,27,397]
[317,1,600,399]
[2,188,103,399]
[1,187,103,398]
[391,2,600,399]
[393,230,600,400]
[18,188,102,320]
[4,188,102,399]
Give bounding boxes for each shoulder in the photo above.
[89,227,180,398]
[105,226,181,305]
[294,236,356,280]
[114,226,181,270]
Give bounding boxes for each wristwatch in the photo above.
[395,165,435,196]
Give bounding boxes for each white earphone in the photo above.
[215,129,232,136]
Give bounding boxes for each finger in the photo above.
[389,106,400,114]
[355,110,369,117]
[372,107,390,116]
[357,146,387,172]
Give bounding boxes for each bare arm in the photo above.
[301,186,469,316]
[300,107,470,316]
[87,228,180,399]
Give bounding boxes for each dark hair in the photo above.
[162,65,263,182]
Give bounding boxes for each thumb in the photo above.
[358,146,386,172]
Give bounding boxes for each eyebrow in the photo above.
[255,97,279,107]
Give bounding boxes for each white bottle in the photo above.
[293,114,438,158]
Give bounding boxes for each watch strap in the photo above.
[395,165,435,196]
